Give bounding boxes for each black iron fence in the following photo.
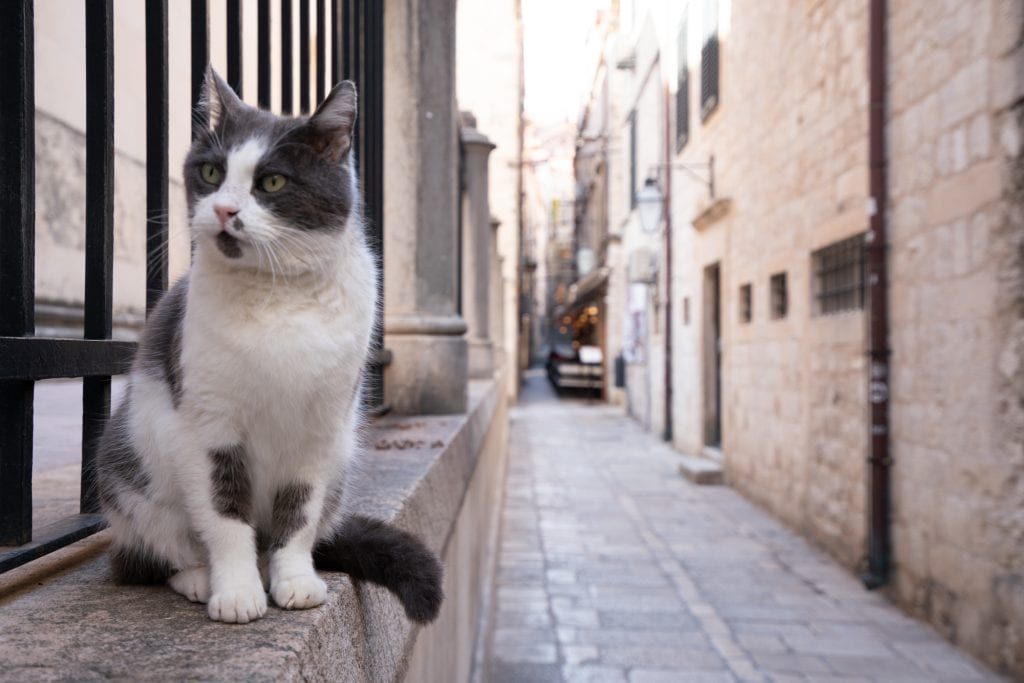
[0,0,384,573]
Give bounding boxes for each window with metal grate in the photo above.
[700,0,719,121]
[812,234,866,315]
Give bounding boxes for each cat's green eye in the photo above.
[259,174,287,193]
[200,162,223,185]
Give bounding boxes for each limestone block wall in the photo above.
[670,0,872,565]
[886,0,1024,675]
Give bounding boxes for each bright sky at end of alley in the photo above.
[522,0,612,126]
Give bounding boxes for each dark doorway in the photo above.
[703,263,722,448]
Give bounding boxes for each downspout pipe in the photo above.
[863,0,891,590]
[663,82,673,443]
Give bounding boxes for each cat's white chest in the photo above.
[181,276,371,430]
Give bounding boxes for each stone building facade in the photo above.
[579,0,1024,676]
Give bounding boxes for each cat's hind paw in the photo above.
[169,566,210,603]
[271,573,327,610]
[207,584,268,623]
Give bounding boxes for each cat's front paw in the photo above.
[169,566,210,603]
[271,573,327,610]
[207,584,268,623]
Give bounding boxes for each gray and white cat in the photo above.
[95,69,442,624]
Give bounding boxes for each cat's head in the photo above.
[184,67,359,275]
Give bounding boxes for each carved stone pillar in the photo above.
[460,113,496,379]
[382,0,467,414]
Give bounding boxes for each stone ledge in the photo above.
[0,378,505,683]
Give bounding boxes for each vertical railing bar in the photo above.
[330,0,340,87]
[227,0,243,98]
[363,0,385,410]
[299,0,310,113]
[257,0,271,108]
[0,0,36,546]
[145,0,169,313]
[281,0,293,114]
[81,0,115,515]
[316,0,325,103]
[191,0,209,137]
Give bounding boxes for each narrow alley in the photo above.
[483,370,1002,683]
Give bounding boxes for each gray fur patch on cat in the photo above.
[269,483,312,550]
[135,277,188,407]
[209,445,252,522]
[96,395,149,514]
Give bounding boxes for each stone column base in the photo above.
[385,315,468,414]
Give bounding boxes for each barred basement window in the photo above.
[739,283,752,323]
[700,0,719,121]
[770,272,787,319]
[812,234,865,315]
[676,16,689,151]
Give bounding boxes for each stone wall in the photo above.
[886,0,1024,674]
[668,0,872,565]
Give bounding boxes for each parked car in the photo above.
[546,344,603,393]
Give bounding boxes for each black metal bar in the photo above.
[300,0,310,113]
[362,1,385,410]
[191,0,209,137]
[331,0,340,86]
[316,0,325,104]
[281,0,293,114]
[227,0,243,98]
[258,0,271,108]
[0,338,136,380]
[82,0,115,516]
[0,0,34,546]
[0,515,107,573]
[146,0,169,313]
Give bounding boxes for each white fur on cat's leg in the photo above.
[169,566,210,603]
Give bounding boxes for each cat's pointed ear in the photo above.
[199,66,244,128]
[305,80,358,161]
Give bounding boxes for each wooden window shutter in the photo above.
[701,0,719,121]
[676,17,689,151]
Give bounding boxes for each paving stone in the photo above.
[491,642,559,664]
[563,665,629,683]
[489,662,563,683]
[630,671,735,683]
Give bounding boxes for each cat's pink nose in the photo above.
[214,204,239,228]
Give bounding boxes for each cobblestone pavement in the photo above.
[483,370,1003,683]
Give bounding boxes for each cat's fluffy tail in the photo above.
[313,515,443,624]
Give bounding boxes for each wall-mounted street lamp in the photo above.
[636,156,716,233]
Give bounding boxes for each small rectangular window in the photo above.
[682,296,690,325]
[770,272,787,319]
[739,283,752,323]
[812,235,865,315]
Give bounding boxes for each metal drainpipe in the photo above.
[663,81,674,443]
[863,0,891,590]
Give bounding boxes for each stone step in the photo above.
[678,455,724,485]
